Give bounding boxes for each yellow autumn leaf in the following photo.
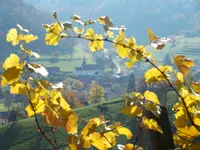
[125,61,134,69]
[176,126,200,138]
[98,16,113,26]
[45,32,60,46]
[84,28,95,39]
[144,90,160,104]
[80,135,91,148]
[124,46,145,69]
[88,41,96,52]
[26,99,45,117]
[98,16,113,31]
[194,117,200,126]
[2,54,20,70]
[142,117,163,133]
[126,36,136,48]
[144,102,161,118]
[105,30,114,38]
[103,131,118,148]
[113,30,126,48]
[173,55,194,77]
[94,34,104,50]
[124,144,134,150]
[183,94,196,107]
[67,135,79,150]
[81,118,101,135]
[147,28,158,42]
[1,67,22,87]
[10,81,27,95]
[144,66,173,83]
[64,113,78,134]
[6,28,19,46]
[44,108,78,134]
[174,110,187,128]
[176,72,184,83]
[116,45,129,59]
[121,105,142,117]
[115,126,133,139]
[71,14,81,21]
[45,22,64,46]
[73,26,84,34]
[191,82,200,94]
[21,34,38,43]
[89,132,107,150]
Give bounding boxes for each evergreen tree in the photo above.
[127,72,136,93]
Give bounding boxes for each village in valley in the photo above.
[0,46,144,124]
[1,34,200,125]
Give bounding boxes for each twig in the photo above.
[133,120,142,150]
[25,77,58,150]
[51,127,59,148]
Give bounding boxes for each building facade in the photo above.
[73,57,104,77]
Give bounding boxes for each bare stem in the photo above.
[25,78,58,150]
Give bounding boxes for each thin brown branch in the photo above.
[51,127,59,148]
[133,120,142,150]
[25,78,58,150]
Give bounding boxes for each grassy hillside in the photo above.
[0,92,177,150]
[31,47,95,72]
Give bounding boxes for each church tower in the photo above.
[81,56,87,67]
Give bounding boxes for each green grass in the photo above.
[31,48,96,72]
[0,101,8,112]
[35,58,95,72]
[0,93,178,150]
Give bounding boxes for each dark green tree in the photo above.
[127,72,136,93]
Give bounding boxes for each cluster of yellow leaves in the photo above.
[84,28,104,52]
[121,91,162,133]
[67,116,132,150]
[24,80,78,134]
[172,88,200,128]
[113,30,147,68]
[174,126,200,149]
[44,22,67,46]
[6,25,38,46]
[6,25,40,58]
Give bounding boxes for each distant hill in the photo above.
[23,0,200,44]
[0,0,74,60]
